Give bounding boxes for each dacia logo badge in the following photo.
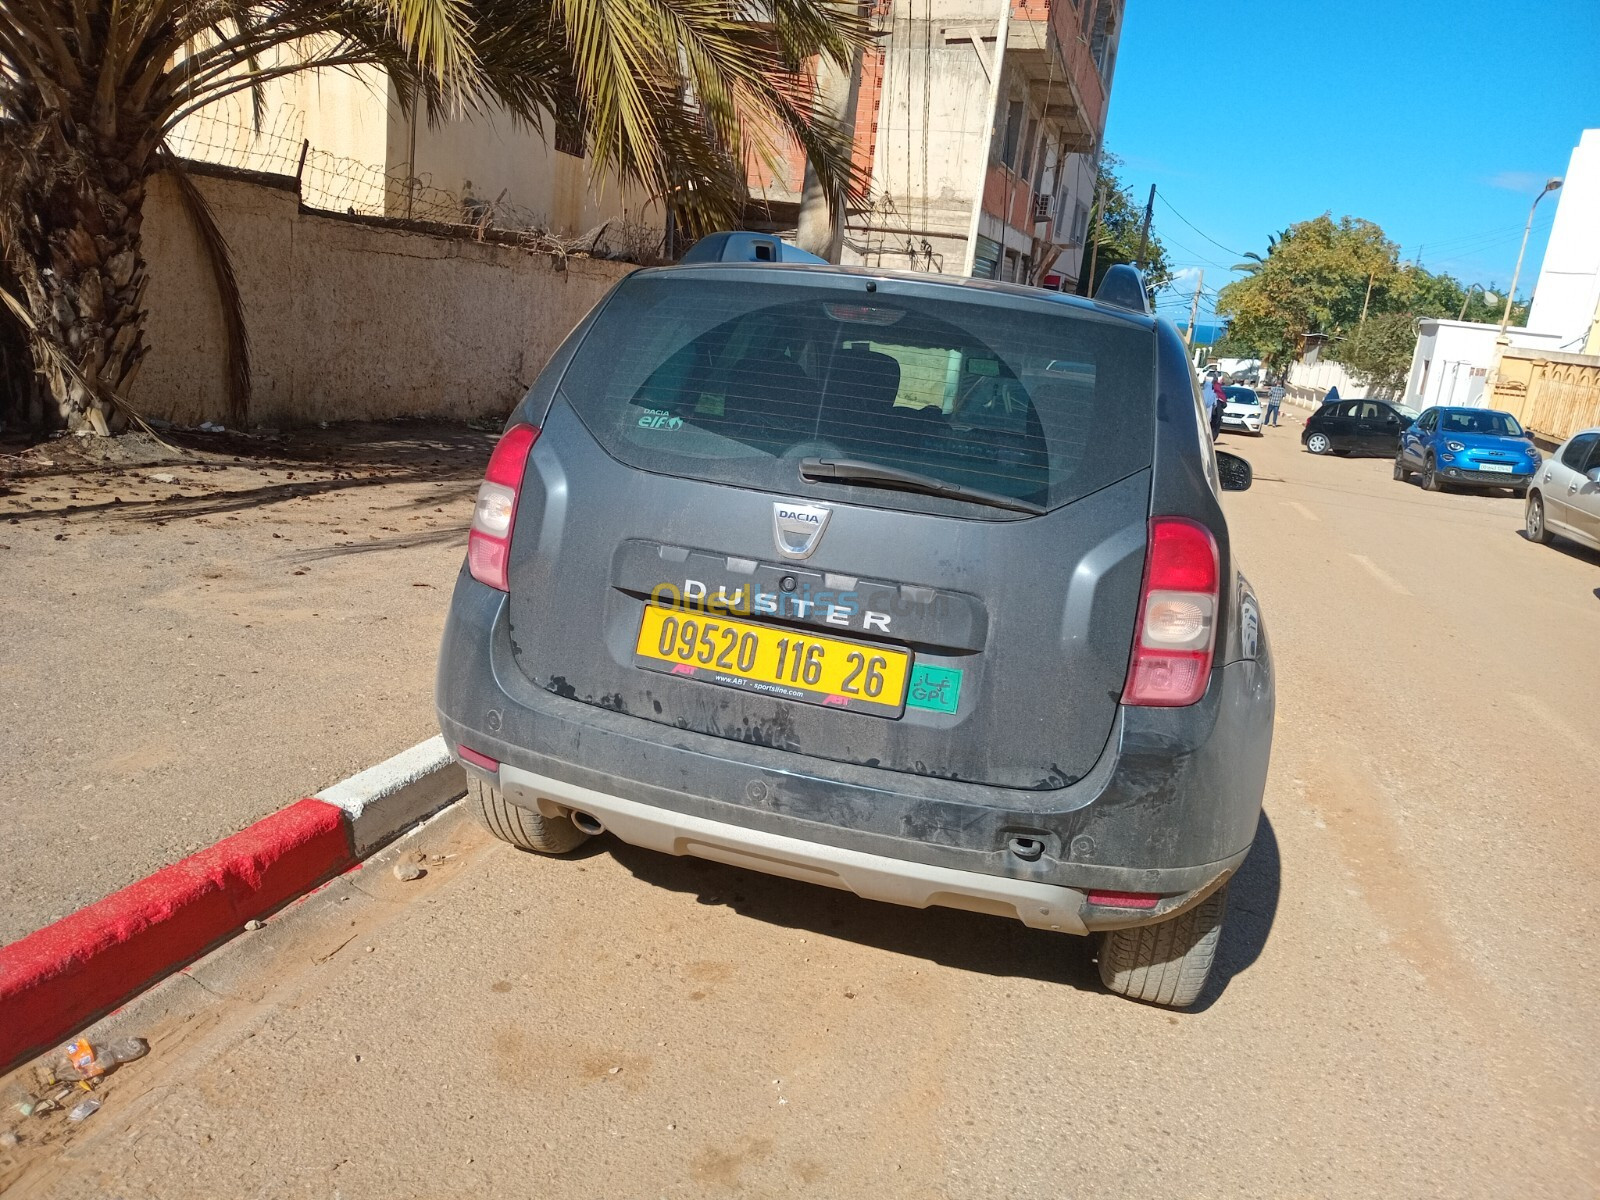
[772,501,832,560]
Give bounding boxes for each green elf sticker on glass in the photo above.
[907,663,962,714]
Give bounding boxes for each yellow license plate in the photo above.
[634,605,910,718]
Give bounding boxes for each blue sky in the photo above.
[1104,0,1600,323]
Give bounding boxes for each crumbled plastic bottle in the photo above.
[66,1097,101,1123]
[49,1036,147,1081]
[59,1037,104,1078]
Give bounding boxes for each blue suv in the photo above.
[1395,406,1541,494]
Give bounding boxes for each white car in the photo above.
[1525,427,1600,552]
[1219,386,1264,436]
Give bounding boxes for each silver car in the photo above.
[1525,428,1600,551]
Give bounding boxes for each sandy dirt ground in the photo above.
[3,423,1598,1198]
[0,422,492,944]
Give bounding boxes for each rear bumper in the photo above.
[498,765,1231,932]
[437,571,1272,924]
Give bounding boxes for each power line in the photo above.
[1154,193,1247,259]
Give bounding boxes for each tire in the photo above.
[1421,456,1441,492]
[470,777,590,854]
[1525,492,1552,544]
[1306,432,1331,455]
[1098,884,1228,1009]
[1393,455,1410,482]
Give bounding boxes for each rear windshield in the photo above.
[556,274,1156,513]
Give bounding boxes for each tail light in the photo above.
[1122,518,1219,707]
[467,424,540,591]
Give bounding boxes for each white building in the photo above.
[1527,128,1600,352]
[1401,126,1600,408]
[1403,319,1565,409]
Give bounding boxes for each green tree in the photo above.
[1217,211,1540,386]
[1330,311,1418,394]
[1077,151,1172,300]
[1215,214,1401,376]
[0,0,867,431]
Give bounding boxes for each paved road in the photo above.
[7,426,1598,1197]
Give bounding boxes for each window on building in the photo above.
[1090,0,1117,81]
[999,101,1024,169]
[1020,117,1040,181]
[1070,200,1090,245]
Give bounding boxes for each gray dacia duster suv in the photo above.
[436,260,1273,1008]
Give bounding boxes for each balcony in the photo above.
[1007,0,1114,153]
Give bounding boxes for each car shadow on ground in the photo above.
[602,813,1281,1007]
[1190,813,1280,1011]
[1516,528,1600,568]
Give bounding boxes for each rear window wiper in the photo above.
[799,457,1044,515]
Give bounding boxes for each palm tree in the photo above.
[1231,227,1289,276]
[0,0,867,431]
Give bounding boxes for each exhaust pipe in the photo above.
[570,810,605,836]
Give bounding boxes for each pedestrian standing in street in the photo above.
[1210,375,1226,440]
[1267,381,1285,427]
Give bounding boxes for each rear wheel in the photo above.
[1525,492,1552,544]
[1306,432,1332,455]
[1097,884,1228,1009]
[1393,454,1411,482]
[1421,455,1441,492]
[470,778,590,854]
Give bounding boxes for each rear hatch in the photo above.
[504,270,1157,789]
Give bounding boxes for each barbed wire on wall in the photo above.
[164,99,666,263]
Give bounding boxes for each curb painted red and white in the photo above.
[0,736,464,1073]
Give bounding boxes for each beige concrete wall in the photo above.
[170,60,665,242]
[401,105,663,238]
[1489,348,1600,442]
[133,168,635,428]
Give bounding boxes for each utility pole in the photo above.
[961,0,1013,277]
[1358,271,1375,325]
[1185,270,1205,348]
[1135,184,1155,268]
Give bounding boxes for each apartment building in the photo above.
[751,0,1123,289]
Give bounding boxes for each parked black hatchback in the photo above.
[1301,397,1419,456]
[436,261,1275,1008]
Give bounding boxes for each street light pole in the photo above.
[1498,177,1563,337]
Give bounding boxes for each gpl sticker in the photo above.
[907,664,962,715]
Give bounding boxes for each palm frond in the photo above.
[160,147,251,423]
